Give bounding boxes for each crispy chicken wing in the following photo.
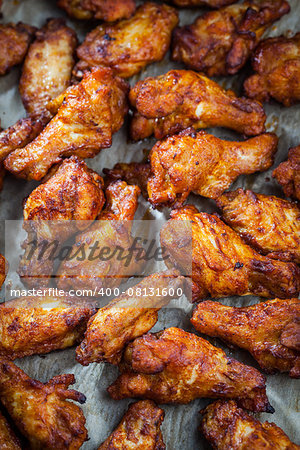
[160,205,300,302]
[172,0,290,77]
[98,400,165,449]
[76,270,184,366]
[244,32,300,106]
[0,360,87,449]
[148,129,277,207]
[103,162,151,199]
[0,410,22,450]
[0,22,35,76]
[19,19,77,120]
[200,400,300,450]
[58,0,136,21]
[0,296,96,360]
[216,189,300,263]
[191,299,300,378]
[273,145,300,201]
[129,70,266,141]
[108,327,272,412]
[5,67,129,180]
[74,3,178,79]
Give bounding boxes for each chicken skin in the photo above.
[129,70,266,141]
[98,400,165,450]
[200,400,300,450]
[244,32,300,106]
[0,410,22,450]
[0,22,36,76]
[58,0,136,21]
[5,67,129,180]
[273,145,300,201]
[0,296,96,360]
[191,299,300,378]
[108,327,272,412]
[74,3,178,79]
[19,156,105,288]
[217,189,300,263]
[0,254,7,289]
[148,129,277,207]
[160,205,300,302]
[0,360,87,449]
[19,19,77,120]
[172,0,290,77]
[103,162,151,199]
[76,270,184,366]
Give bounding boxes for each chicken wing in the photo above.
[191,299,300,378]
[216,189,300,263]
[74,2,178,79]
[19,19,77,120]
[76,270,184,366]
[244,32,300,106]
[200,400,300,450]
[172,0,290,77]
[148,129,277,207]
[58,0,136,21]
[160,205,300,302]
[108,327,272,412]
[0,296,96,360]
[98,400,165,449]
[129,70,266,141]
[57,180,144,294]
[0,254,7,289]
[5,67,129,180]
[0,410,22,450]
[167,0,235,6]
[0,22,35,76]
[0,360,87,449]
[103,162,151,199]
[19,156,105,288]
[273,145,300,201]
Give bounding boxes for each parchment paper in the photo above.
[0,0,299,448]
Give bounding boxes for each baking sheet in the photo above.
[0,0,299,448]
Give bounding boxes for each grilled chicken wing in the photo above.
[200,400,300,450]
[108,327,272,412]
[273,145,300,201]
[216,189,300,263]
[5,67,129,180]
[103,162,151,199]
[76,270,184,366]
[172,0,290,77]
[129,70,266,141]
[19,19,77,120]
[244,32,300,106]
[0,22,35,76]
[98,400,165,449]
[0,410,21,450]
[148,129,277,207]
[57,180,144,293]
[0,296,96,360]
[167,0,235,6]
[160,205,300,302]
[74,2,178,79]
[0,360,87,449]
[19,156,105,288]
[191,299,300,378]
[58,0,136,21]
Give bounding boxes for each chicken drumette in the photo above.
[200,400,300,450]
[172,0,290,77]
[160,205,300,302]
[58,0,136,21]
[74,2,178,79]
[244,32,300,106]
[129,70,266,141]
[5,67,129,180]
[98,400,165,449]
[108,327,272,412]
[273,145,300,201]
[147,129,277,207]
[191,298,300,378]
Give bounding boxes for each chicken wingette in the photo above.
[147,129,277,207]
[273,145,300,201]
[129,70,266,141]
[160,205,300,302]
[108,327,273,412]
[191,299,300,378]
[58,0,136,21]
[216,189,300,263]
